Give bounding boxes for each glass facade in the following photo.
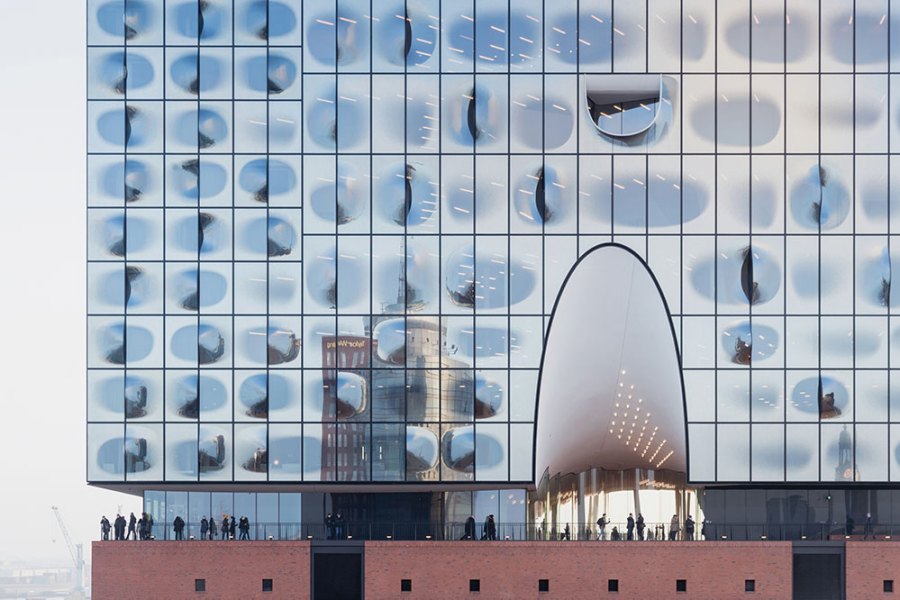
[143,490,301,539]
[88,0,900,488]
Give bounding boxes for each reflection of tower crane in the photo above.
[51,506,84,598]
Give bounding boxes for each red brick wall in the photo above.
[364,541,793,599]
[91,541,310,600]
[101,540,900,599]
[846,541,900,600]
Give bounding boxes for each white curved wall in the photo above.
[535,245,686,480]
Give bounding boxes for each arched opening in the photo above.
[532,244,698,540]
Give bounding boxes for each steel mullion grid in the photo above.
[195,0,202,485]
[749,0,754,483]
[888,0,893,485]
[713,0,719,482]
[817,0,823,484]
[332,0,339,484]
[782,0,788,485]
[368,0,374,483]
[266,0,271,486]
[403,0,410,484]
[123,0,131,484]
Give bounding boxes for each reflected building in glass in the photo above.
[88,0,900,537]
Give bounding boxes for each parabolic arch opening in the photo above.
[534,243,688,484]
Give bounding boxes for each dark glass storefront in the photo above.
[701,488,900,540]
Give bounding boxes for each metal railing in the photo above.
[103,521,896,542]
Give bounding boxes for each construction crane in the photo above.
[51,506,85,599]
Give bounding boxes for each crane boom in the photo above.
[51,506,84,594]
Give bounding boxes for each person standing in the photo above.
[563,523,571,541]
[597,513,608,540]
[464,515,476,540]
[685,515,695,541]
[173,515,185,540]
[701,518,709,540]
[100,516,111,541]
[145,512,154,539]
[636,513,645,541]
[865,513,873,539]
[229,516,237,540]
[221,515,230,540]
[126,513,136,540]
[846,514,855,536]
[209,517,217,540]
[335,513,344,540]
[116,514,127,541]
[626,513,635,541]
[669,514,680,541]
[325,513,335,540]
[239,516,250,540]
[200,517,209,540]
[489,514,499,540]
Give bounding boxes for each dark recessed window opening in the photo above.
[745,579,756,592]
[195,579,206,592]
[401,579,412,592]
[885,580,895,593]
[608,579,619,593]
[676,579,687,593]
[470,579,480,592]
[262,578,273,592]
[538,579,549,592]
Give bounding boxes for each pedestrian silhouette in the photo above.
[173,515,185,540]
[463,516,476,540]
[126,512,137,540]
[100,516,111,541]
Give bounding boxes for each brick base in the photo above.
[846,541,900,600]
[364,541,792,599]
[92,539,900,599]
[91,541,311,600]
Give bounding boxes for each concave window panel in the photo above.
[856,424,888,482]
[235,424,268,481]
[268,426,303,481]
[165,423,199,482]
[402,420,438,470]
[88,424,124,481]
[584,74,663,138]
[198,425,231,482]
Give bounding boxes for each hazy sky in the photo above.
[0,1,142,566]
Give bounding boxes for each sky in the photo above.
[0,0,142,566]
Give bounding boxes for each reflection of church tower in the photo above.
[834,425,857,482]
[321,334,371,481]
[366,244,479,481]
[382,238,424,315]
